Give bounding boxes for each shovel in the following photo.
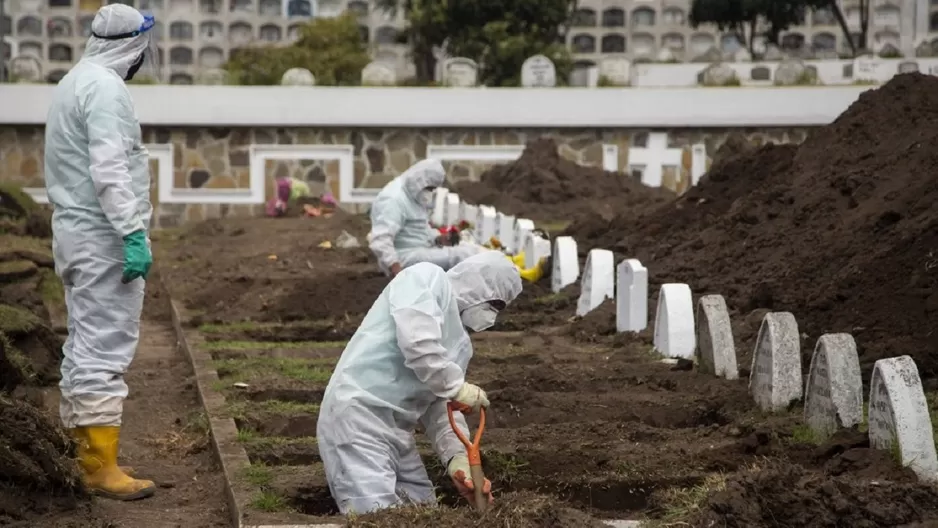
[446,401,489,512]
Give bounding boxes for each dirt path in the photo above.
[40,279,230,528]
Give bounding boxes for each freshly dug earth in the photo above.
[158,213,382,325]
[347,491,609,528]
[454,138,669,224]
[0,187,98,526]
[564,72,938,384]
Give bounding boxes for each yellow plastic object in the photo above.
[70,426,156,501]
[318,241,333,249]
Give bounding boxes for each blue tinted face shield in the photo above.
[91,14,159,81]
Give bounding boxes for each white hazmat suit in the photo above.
[317,251,523,514]
[43,4,159,501]
[369,159,484,275]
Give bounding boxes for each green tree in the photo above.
[376,0,575,86]
[444,0,575,86]
[689,0,861,57]
[224,13,370,85]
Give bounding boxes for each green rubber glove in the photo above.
[121,230,152,284]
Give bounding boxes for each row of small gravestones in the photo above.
[431,185,938,484]
[282,54,563,87]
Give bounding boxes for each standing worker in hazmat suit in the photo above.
[317,251,522,514]
[43,3,160,501]
[368,158,487,276]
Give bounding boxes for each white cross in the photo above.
[627,132,684,188]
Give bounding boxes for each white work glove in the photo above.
[452,383,489,413]
[448,454,494,505]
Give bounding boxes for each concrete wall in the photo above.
[1,124,814,228]
[0,84,874,127]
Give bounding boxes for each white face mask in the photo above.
[461,304,498,333]
[417,189,433,209]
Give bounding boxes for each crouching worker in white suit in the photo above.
[43,3,160,501]
[369,159,485,276]
[317,251,523,514]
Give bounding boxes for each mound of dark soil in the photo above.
[689,459,938,528]
[0,395,88,526]
[454,138,669,223]
[0,184,52,238]
[346,491,609,528]
[564,73,938,383]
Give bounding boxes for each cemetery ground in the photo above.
[155,213,938,527]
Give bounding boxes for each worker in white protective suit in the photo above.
[317,250,523,515]
[43,3,160,502]
[368,159,486,276]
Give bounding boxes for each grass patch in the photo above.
[0,234,52,255]
[213,356,335,383]
[203,340,346,351]
[199,320,339,335]
[647,473,727,525]
[225,399,320,419]
[249,490,290,512]
[483,450,530,484]
[37,268,64,305]
[789,424,823,445]
[240,462,274,487]
[241,435,318,448]
[0,304,44,334]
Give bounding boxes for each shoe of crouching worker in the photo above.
[70,426,156,501]
[518,257,548,283]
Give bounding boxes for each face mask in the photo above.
[461,304,498,333]
[417,189,433,209]
[125,53,144,81]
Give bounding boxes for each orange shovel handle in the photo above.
[446,402,487,511]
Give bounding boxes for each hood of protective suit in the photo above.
[400,159,445,203]
[447,250,522,312]
[82,4,152,80]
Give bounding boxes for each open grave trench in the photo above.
[190,302,911,526]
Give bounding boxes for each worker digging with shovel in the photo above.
[316,251,521,515]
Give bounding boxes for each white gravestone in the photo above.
[695,294,738,380]
[430,188,449,226]
[495,213,516,253]
[576,249,615,317]
[749,312,802,412]
[523,233,551,270]
[476,206,497,245]
[652,283,695,359]
[521,54,557,88]
[361,61,397,86]
[869,355,938,482]
[804,333,863,439]
[444,193,460,226]
[615,259,648,333]
[281,67,316,86]
[551,236,579,294]
[513,219,535,259]
[443,57,479,87]
[460,203,478,227]
[628,132,684,188]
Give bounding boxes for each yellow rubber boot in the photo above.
[510,252,526,267]
[71,426,156,501]
[518,258,546,283]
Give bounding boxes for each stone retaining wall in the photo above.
[0,125,812,227]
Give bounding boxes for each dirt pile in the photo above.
[565,73,938,382]
[346,492,609,528]
[688,459,938,527]
[454,138,669,224]
[0,186,89,524]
